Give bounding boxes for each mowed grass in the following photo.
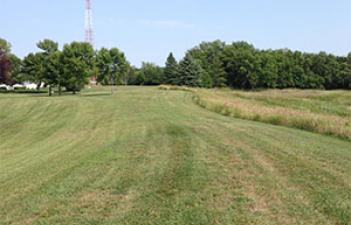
[191,88,351,140]
[0,86,350,225]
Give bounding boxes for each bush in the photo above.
[0,87,8,92]
[14,86,26,91]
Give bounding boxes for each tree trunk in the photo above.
[58,84,62,95]
[49,86,52,96]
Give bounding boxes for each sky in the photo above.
[1,0,351,66]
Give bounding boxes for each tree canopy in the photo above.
[139,62,164,85]
[1,37,351,92]
[176,40,351,90]
[60,42,95,94]
[96,48,129,85]
[0,38,15,85]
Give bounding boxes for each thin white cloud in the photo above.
[138,20,194,29]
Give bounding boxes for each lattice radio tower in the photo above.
[85,0,97,84]
[85,0,94,46]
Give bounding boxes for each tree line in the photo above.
[1,38,350,95]
[153,41,351,89]
[0,38,129,94]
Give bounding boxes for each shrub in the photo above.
[0,86,8,92]
[14,86,26,91]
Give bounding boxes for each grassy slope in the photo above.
[192,88,351,140]
[0,87,350,225]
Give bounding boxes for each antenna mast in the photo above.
[85,0,94,46]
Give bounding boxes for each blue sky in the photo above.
[1,0,351,66]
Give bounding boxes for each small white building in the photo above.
[13,84,25,89]
[23,82,39,90]
[0,82,44,91]
[0,84,11,91]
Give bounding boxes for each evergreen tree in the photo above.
[178,54,203,87]
[164,53,179,85]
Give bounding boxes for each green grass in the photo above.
[0,86,350,225]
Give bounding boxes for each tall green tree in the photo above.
[274,50,295,88]
[164,53,179,85]
[37,39,61,95]
[259,51,278,88]
[22,53,46,88]
[60,42,95,94]
[0,38,13,85]
[140,62,164,85]
[222,42,260,89]
[178,54,203,87]
[8,54,22,84]
[124,66,140,85]
[187,41,227,87]
[342,53,351,89]
[96,48,129,85]
[0,38,11,55]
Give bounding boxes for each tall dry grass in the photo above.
[192,89,351,140]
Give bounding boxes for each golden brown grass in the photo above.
[159,87,351,140]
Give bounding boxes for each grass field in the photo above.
[0,86,350,225]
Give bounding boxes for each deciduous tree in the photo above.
[96,48,129,85]
[60,42,95,94]
[140,62,164,85]
[0,38,13,85]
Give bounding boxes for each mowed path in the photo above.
[0,87,350,225]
